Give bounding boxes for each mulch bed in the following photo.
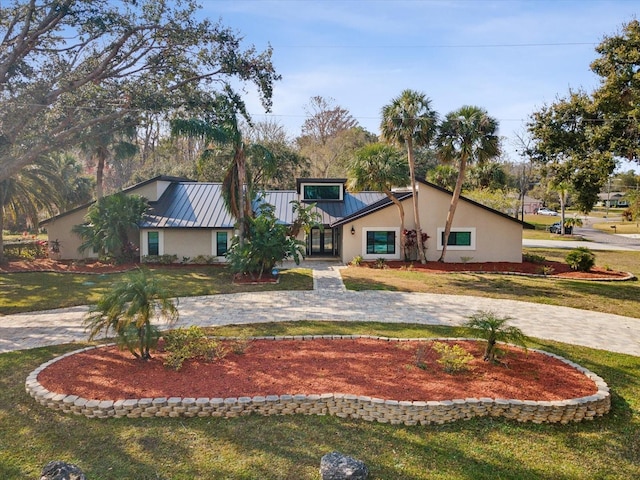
[0,258,632,281]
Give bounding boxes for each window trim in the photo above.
[143,230,163,256]
[361,227,400,260]
[214,230,229,257]
[436,227,476,251]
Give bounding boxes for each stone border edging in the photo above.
[25,337,611,425]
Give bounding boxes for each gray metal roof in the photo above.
[141,183,235,228]
[141,182,389,229]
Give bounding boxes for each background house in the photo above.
[44,176,529,264]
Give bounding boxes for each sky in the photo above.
[200,0,639,172]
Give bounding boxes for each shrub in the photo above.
[374,257,387,269]
[537,265,555,276]
[431,341,474,373]
[565,247,595,272]
[190,255,216,264]
[162,326,227,370]
[142,254,178,265]
[350,255,363,266]
[464,310,528,363]
[523,252,546,264]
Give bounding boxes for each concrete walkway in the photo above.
[1,260,639,357]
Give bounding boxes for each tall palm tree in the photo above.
[171,114,273,247]
[436,106,499,262]
[347,143,410,252]
[80,119,138,199]
[85,268,178,360]
[381,90,438,263]
[0,156,64,262]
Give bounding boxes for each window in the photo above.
[366,231,396,255]
[303,184,342,201]
[442,231,471,246]
[216,231,228,256]
[436,227,476,251]
[147,231,159,256]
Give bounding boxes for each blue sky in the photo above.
[201,0,639,171]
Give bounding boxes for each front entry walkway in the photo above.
[1,263,639,356]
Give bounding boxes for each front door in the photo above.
[309,227,335,256]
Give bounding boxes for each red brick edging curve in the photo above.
[25,337,611,425]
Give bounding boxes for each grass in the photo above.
[0,266,313,315]
[1,321,639,479]
[593,222,640,234]
[342,249,640,319]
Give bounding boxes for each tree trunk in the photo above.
[0,182,6,263]
[384,188,406,260]
[438,157,467,262]
[96,150,106,199]
[236,146,247,247]
[406,139,427,263]
[559,191,566,235]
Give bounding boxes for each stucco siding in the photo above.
[128,180,173,202]
[341,185,522,264]
[44,208,96,260]
[421,187,522,263]
[158,229,216,260]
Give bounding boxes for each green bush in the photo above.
[3,240,49,260]
[565,247,595,271]
[190,254,216,264]
[162,326,227,370]
[523,252,546,264]
[350,255,363,266]
[142,254,178,264]
[431,341,474,373]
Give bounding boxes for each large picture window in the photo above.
[302,184,342,201]
[147,231,159,256]
[216,231,228,257]
[436,227,476,251]
[366,230,396,255]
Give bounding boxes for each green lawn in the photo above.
[342,249,640,319]
[0,266,313,315]
[1,321,639,479]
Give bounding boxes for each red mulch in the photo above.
[36,339,598,402]
[0,258,631,280]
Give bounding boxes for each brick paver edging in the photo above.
[25,337,611,425]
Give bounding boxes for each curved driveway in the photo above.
[1,263,639,356]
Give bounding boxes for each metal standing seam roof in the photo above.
[140,182,235,228]
[141,182,391,229]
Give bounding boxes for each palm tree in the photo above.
[436,106,500,262]
[381,89,438,263]
[0,156,64,262]
[171,114,273,247]
[464,310,528,363]
[72,193,148,263]
[85,268,178,360]
[80,119,138,199]
[347,143,410,253]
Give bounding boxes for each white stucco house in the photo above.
[43,175,530,264]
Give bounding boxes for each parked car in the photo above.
[537,208,558,216]
[549,222,572,234]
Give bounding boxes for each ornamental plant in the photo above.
[84,268,178,360]
[565,247,595,272]
[464,311,528,363]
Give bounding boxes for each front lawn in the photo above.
[0,266,313,315]
[342,249,640,319]
[1,322,639,479]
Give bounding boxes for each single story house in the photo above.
[43,175,529,264]
[597,192,629,208]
